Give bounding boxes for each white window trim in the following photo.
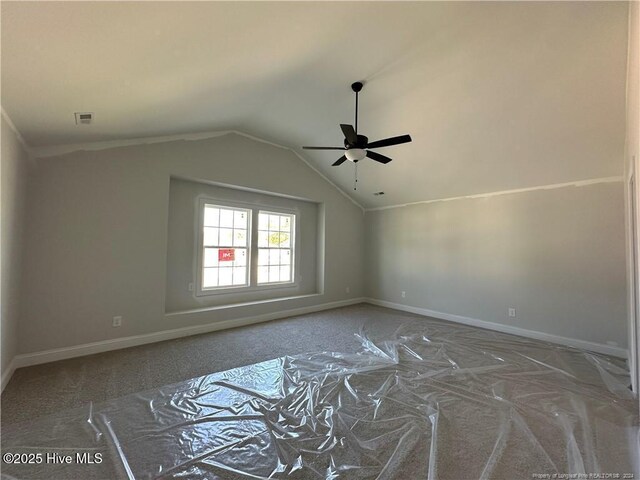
[196,199,252,295]
[256,209,296,287]
[195,197,300,298]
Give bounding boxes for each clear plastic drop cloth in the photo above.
[2,321,638,479]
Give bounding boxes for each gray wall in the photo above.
[365,181,628,347]
[1,116,29,375]
[166,178,319,312]
[19,134,364,354]
[624,0,640,393]
[10,129,629,356]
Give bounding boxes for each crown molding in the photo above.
[9,123,622,214]
[29,129,365,212]
[1,107,33,157]
[365,176,624,212]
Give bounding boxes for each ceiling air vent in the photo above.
[74,112,94,125]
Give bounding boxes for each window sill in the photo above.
[165,293,322,317]
[196,281,298,297]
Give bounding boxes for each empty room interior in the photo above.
[2,1,640,479]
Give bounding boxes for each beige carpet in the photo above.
[1,304,638,479]
[2,304,425,425]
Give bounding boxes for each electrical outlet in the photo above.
[188,282,194,292]
[112,316,122,327]
[345,286,350,294]
[508,308,516,318]
[401,291,406,298]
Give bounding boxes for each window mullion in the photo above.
[249,208,259,287]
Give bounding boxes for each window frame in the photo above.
[256,209,296,287]
[195,197,299,297]
[196,200,252,295]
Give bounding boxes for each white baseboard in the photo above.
[365,298,628,359]
[2,297,365,392]
[1,357,17,393]
[3,297,625,394]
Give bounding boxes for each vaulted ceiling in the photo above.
[1,1,629,208]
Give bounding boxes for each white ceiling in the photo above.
[1,1,629,208]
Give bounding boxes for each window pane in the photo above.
[233,229,247,247]
[268,249,279,265]
[233,267,247,285]
[280,266,291,282]
[204,207,220,227]
[220,209,234,228]
[203,227,219,246]
[258,213,269,230]
[258,249,269,266]
[258,231,268,248]
[268,232,281,248]
[280,216,291,232]
[204,248,219,267]
[203,268,218,288]
[269,266,279,282]
[258,266,268,283]
[234,248,247,267]
[234,210,247,229]
[217,248,235,263]
[219,267,233,286]
[280,249,291,265]
[219,228,233,246]
[279,232,290,248]
[268,214,280,230]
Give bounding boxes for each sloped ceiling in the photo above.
[1,1,629,208]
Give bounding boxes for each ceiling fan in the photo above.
[302,81,412,166]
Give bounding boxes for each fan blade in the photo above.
[366,150,392,164]
[332,155,347,166]
[340,124,358,145]
[302,146,345,150]
[367,134,412,149]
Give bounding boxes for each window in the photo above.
[198,200,296,294]
[257,212,294,284]
[201,205,250,288]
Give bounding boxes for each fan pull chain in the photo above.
[354,162,358,191]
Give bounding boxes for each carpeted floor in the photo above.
[2,303,431,425]
[1,303,637,479]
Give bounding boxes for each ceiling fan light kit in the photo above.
[345,148,366,162]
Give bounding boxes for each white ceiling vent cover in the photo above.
[74,112,94,125]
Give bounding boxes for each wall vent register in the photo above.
[74,112,94,125]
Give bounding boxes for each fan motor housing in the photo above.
[344,135,368,149]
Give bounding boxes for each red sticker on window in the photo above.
[218,249,235,262]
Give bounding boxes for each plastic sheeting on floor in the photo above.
[2,322,638,479]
